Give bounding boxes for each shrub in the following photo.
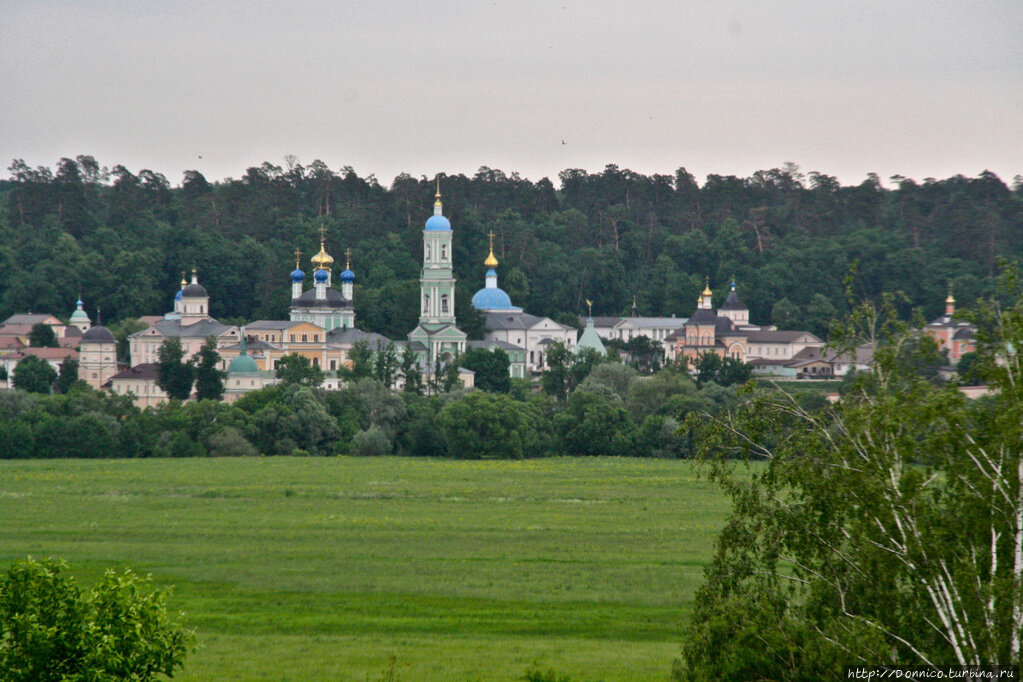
[0,558,193,681]
[352,426,392,457]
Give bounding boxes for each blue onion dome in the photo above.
[313,268,329,283]
[472,286,515,310]
[425,214,451,231]
[174,289,183,301]
[228,352,259,374]
[290,268,305,283]
[340,268,355,283]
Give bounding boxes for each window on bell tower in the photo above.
[441,295,449,314]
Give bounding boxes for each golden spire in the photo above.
[586,299,593,316]
[310,226,334,269]
[434,176,442,209]
[345,247,352,270]
[484,230,499,267]
[294,248,302,270]
[946,283,955,305]
[702,276,712,298]
[180,272,187,288]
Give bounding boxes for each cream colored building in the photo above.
[106,363,170,408]
[129,271,240,366]
[79,326,119,389]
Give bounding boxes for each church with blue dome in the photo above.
[469,234,576,374]
[288,229,356,331]
[470,232,523,313]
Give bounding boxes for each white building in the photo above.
[470,233,575,373]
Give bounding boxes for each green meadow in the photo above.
[0,457,732,681]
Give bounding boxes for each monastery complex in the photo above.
[0,189,976,406]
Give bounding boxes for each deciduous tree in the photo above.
[155,337,194,400]
[193,337,225,401]
[12,355,56,394]
[275,353,324,388]
[0,558,193,681]
[54,356,79,394]
[458,347,510,393]
[27,323,58,348]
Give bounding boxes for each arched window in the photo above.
[441,244,447,260]
[441,294,449,314]
[425,245,431,260]
[423,294,430,313]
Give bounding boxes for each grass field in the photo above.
[0,457,733,681]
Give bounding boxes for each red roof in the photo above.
[0,337,25,350]
[10,347,79,361]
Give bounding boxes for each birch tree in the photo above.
[676,284,1023,680]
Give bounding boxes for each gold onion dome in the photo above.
[702,279,713,298]
[311,245,333,269]
[310,228,333,269]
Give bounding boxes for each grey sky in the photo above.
[2,1,1021,188]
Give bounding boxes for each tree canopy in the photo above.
[28,323,57,348]
[193,337,225,401]
[3,158,1019,338]
[275,354,324,387]
[12,355,56,394]
[155,338,194,401]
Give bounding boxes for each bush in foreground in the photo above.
[0,558,193,681]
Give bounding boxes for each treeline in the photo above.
[0,355,782,460]
[2,158,1021,340]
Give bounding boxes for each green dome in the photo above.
[576,317,607,355]
[70,298,90,322]
[228,353,259,374]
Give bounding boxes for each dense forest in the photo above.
[2,157,1021,340]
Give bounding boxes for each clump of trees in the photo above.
[0,342,749,460]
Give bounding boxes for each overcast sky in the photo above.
[2,0,1021,188]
